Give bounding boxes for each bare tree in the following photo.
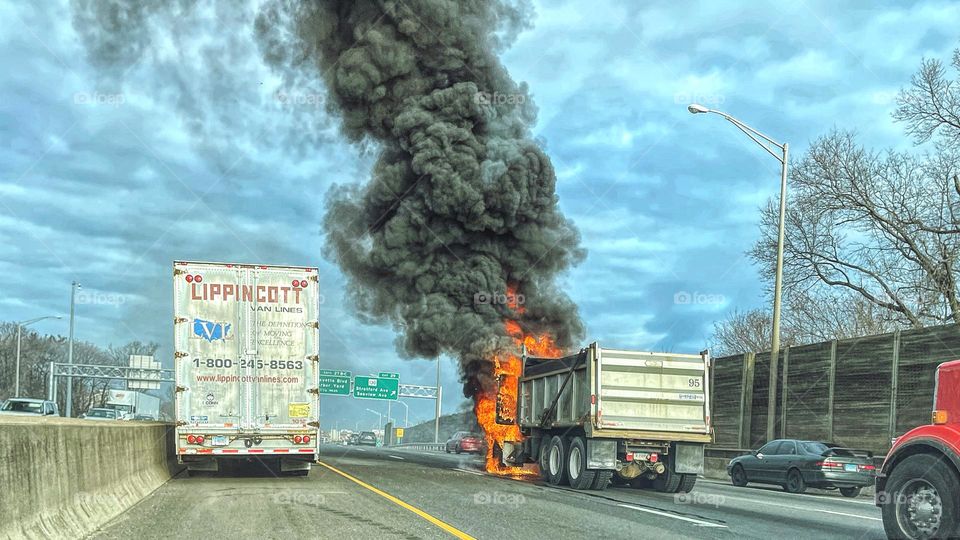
[749,48,960,328]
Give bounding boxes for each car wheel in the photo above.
[731,464,748,487]
[546,435,570,486]
[840,486,862,498]
[881,454,959,540]
[455,444,462,454]
[566,436,598,490]
[785,469,807,494]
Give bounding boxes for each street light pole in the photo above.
[688,104,788,442]
[15,315,63,397]
[366,408,383,429]
[396,400,409,427]
[434,355,442,444]
[65,281,81,418]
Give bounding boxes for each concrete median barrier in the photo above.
[0,416,183,540]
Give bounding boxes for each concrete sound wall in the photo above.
[0,416,182,540]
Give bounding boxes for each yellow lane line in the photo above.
[316,460,476,540]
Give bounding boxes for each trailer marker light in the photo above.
[196,435,205,445]
[187,435,196,444]
[294,435,303,444]
[291,279,300,287]
[300,280,308,288]
[933,410,949,425]
[303,435,311,443]
[195,275,202,283]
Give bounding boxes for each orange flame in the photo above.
[475,287,562,476]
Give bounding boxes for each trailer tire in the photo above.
[881,454,960,540]
[678,474,697,493]
[591,470,614,491]
[537,435,551,480]
[567,436,597,490]
[546,436,570,486]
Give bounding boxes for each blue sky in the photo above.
[1,0,958,427]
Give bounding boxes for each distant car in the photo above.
[727,439,876,497]
[445,431,484,454]
[0,398,59,417]
[80,408,120,421]
[348,433,360,445]
[357,431,378,446]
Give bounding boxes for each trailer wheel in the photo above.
[546,436,570,486]
[537,435,551,481]
[882,454,960,540]
[567,436,597,490]
[591,470,614,491]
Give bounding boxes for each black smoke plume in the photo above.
[258,0,585,397]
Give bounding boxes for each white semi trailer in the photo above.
[173,261,321,475]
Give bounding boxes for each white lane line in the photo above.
[721,495,882,521]
[453,468,485,476]
[389,455,405,460]
[618,504,727,528]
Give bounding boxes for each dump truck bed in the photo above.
[518,343,711,441]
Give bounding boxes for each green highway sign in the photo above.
[353,375,399,400]
[319,369,351,395]
[378,372,399,379]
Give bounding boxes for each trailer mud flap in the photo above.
[674,443,704,474]
[587,439,617,469]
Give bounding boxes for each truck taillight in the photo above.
[933,410,949,425]
[625,453,633,462]
[303,435,311,443]
[294,435,303,444]
[650,453,659,463]
[195,435,204,445]
[185,275,193,283]
[187,435,196,444]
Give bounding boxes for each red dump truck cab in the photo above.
[877,359,960,539]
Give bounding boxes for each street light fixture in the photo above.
[688,103,789,442]
[15,315,63,397]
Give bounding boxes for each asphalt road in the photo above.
[89,444,886,539]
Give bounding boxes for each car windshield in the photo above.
[1,400,43,413]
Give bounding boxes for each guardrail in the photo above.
[392,442,445,451]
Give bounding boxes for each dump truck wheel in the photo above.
[546,435,570,486]
[591,470,614,490]
[567,436,597,490]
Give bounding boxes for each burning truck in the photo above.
[477,321,712,491]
